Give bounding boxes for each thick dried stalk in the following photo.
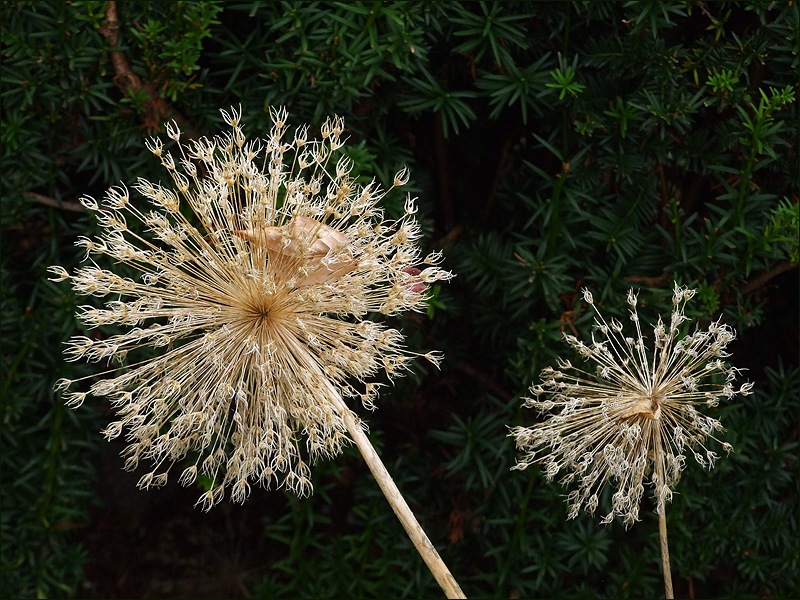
[659,506,674,599]
[329,393,466,599]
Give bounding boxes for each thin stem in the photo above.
[330,393,466,598]
[658,505,674,599]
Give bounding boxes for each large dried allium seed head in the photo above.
[510,283,753,528]
[50,106,453,510]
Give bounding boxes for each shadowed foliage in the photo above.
[2,1,797,598]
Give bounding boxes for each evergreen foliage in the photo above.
[1,1,797,598]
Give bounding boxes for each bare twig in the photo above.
[433,113,454,227]
[741,260,797,296]
[99,1,198,138]
[482,137,514,222]
[625,273,671,288]
[23,192,84,213]
[454,361,508,400]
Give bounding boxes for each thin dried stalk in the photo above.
[329,391,465,599]
[659,507,674,599]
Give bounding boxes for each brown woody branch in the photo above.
[24,192,84,213]
[454,361,509,401]
[624,260,797,302]
[740,260,797,296]
[625,272,671,288]
[432,112,454,227]
[99,1,198,138]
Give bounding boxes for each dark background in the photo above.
[2,2,798,598]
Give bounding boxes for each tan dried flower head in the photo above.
[510,283,753,527]
[50,107,452,509]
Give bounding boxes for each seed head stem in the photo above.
[328,391,465,598]
[659,505,674,599]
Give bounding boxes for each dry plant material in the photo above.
[50,106,453,508]
[511,283,753,597]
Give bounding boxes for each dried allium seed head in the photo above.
[50,107,453,510]
[510,283,752,528]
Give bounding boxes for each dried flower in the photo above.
[510,283,753,527]
[50,107,452,510]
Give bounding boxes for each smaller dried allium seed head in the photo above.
[510,283,752,527]
[50,106,453,510]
